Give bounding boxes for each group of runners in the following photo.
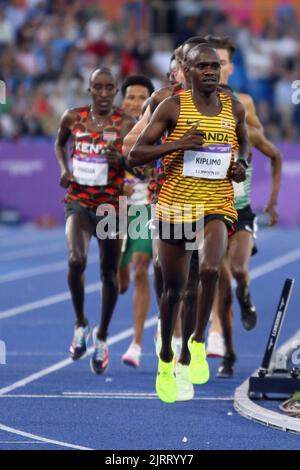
[55,34,282,403]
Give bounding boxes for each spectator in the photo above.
[0,0,299,141]
[0,8,13,47]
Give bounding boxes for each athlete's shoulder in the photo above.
[59,106,88,127]
[156,93,181,111]
[217,84,237,100]
[68,105,90,117]
[150,84,184,113]
[238,93,254,106]
[231,97,246,120]
[152,85,174,101]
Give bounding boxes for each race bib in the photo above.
[183,144,231,180]
[73,157,108,186]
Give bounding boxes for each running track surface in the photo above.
[0,224,299,450]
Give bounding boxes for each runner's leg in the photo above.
[158,240,192,363]
[97,238,123,341]
[131,251,151,345]
[193,219,229,343]
[66,212,93,327]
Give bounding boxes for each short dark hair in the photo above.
[205,35,236,61]
[170,52,176,63]
[121,75,155,98]
[181,37,208,63]
[182,36,208,46]
[186,44,219,65]
[89,67,117,86]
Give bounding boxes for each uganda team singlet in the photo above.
[156,90,238,223]
[147,84,184,204]
[65,106,125,211]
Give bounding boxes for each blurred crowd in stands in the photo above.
[0,0,299,141]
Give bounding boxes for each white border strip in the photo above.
[0,393,233,401]
[0,243,65,262]
[0,423,93,450]
[0,256,98,284]
[0,282,101,320]
[234,330,300,434]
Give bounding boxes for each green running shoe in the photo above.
[188,337,210,385]
[156,357,176,403]
[175,363,194,401]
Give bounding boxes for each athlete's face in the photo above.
[89,72,117,114]
[173,64,185,86]
[188,49,221,92]
[216,48,234,85]
[182,42,206,88]
[168,59,180,85]
[122,85,150,118]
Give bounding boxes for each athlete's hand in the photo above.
[264,202,278,226]
[132,166,148,180]
[60,169,73,188]
[103,147,123,168]
[179,124,205,150]
[229,161,246,183]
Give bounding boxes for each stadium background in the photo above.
[0,0,299,226]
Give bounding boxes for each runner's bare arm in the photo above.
[248,125,282,226]
[229,100,250,182]
[120,114,136,140]
[122,106,151,155]
[128,97,204,167]
[119,114,146,176]
[54,109,75,187]
[105,114,135,169]
[233,100,250,162]
[239,94,262,130]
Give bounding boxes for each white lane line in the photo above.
[1,247,299,322]
[0,261,67,283]
[0,243,65,262]
[0,394,233,401]
[0,255,98,284]
[0,282,101,320]
[63,392,158,396]
[0,317,157,396]
[0,224,47,241]
[250,248,300,281]
[0,423,93,450]
[0,441,46,444]
[0,231,63,248]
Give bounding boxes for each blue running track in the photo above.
[0,224,299,450]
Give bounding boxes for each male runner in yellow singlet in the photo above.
[129,45,250,403]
